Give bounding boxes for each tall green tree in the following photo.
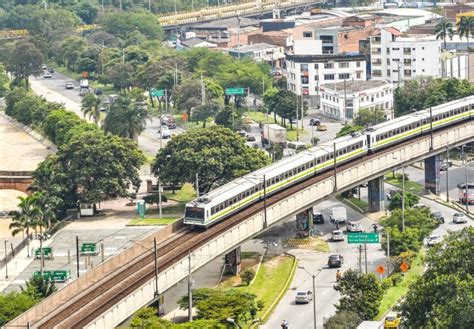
[102,94,150,140]
[9,195,41,256]
[333,269,384,320]
[153,127,270,194]
[399,228,474,328]
[21,275,57,300]
[435,20,454,50]
[353,108,386,127]
[6,40,44,90]
[324,310,362,329]
[336,124,363,138]
[81,93,103,125]
[0,292,38,326]
[457,16,474,49]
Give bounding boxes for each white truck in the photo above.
[261,123,287,147]
[330,207,347,224]
[80,79,89,89]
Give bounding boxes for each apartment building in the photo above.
[286,54,366,107]
[319,80,393,121]
[370,28,441,83]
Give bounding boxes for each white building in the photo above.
[440,51,469,80]
[228,43,285,67]
[370,28,441,83]
[319,80,394,121]
[286,54,367,107]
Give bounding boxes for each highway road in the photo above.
[29,71,186,156]
[264,165,472,329]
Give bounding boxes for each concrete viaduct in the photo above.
[7,119,472,328]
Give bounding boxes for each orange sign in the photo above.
[182,112,188,122]
[400,262,409,273]
[376,265,385,275]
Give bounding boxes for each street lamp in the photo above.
[298,266,322,329]
[393,157,405,232]
[4,240,8,279]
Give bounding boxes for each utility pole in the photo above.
[40,235,44,276]
[195,173,199,197]
[429,107,433,151]
[4,240,8,279]
[76,236,80,278]
[364,242,368,274]
[446,143,450,202]
[187,254,193,322]
[237,16,241,59]
[165,89,168,114]
[154,238,160,312]
[343,79,347,124]
[148,0,152,12]
[402,166,405,232]
[333,142,337,191]
[158,174,162,220]
[119,0,122,10]
[296,94,299,141]
[386,231,390,275]
[312,274,317,329]
[200,74,205,105]
[358,245,362,273]
[174,63,178,88]
[464,145,469,211]
[263,175,267,228]
[301,94,304,131]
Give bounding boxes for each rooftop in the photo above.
[320,80,392,93]
[191,17,260,29]
[230,42,281,52]
[286,53,366,63]
[181,37,216,48]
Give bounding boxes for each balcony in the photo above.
[403,49,412,55]
[372,61,382,66]
[372,38,381,45]
[371,48,381,55]
[372,70,382,77]
[404,59,412,65]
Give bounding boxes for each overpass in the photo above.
[0,171,33,194]
[7,120,473,328]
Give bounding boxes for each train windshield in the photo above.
[185,206,205,220]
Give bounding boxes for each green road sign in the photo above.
[81,242,97,255]
[225,87,245,96]
[34,270,70,282]
[34,247,53,259]
[347,232,380,244]
[151,89,165,97]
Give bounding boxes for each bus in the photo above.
[457,183,474,204]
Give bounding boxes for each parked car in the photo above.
[427,234,442,247]
[384,315,400,328]
[327,254,344,268]
[94,88,103,96]
[431,211,445,223]
[43,72,52,79]
[65,82,74,89]
[48,68,54,73]
[453,212,468,224]
[331,230,344,242]
[246,134,256,142]
[346,221,363,233]
[158,126,171,139]
[309,118,320,126]
[41,64,47,70]
[237,130,247,137]
[313,212,324,224]
[413,203,430,211]
[295,290,313,304]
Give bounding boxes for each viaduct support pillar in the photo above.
[368,176,384,212]
[224,246,241,276]
[425,155,440,195]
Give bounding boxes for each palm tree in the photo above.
[81,93,103,125]
[102,95,150,140]
[435,20,454,50]
[457,16,474,50]
[9,195,42,257]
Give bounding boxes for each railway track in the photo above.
[31,122,467,328]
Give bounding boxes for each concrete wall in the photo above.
[86,121,474,328]
[0,171,33,194]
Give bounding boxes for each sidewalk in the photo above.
[0,237,52,292]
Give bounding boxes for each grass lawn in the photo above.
[375,252,424,320]
[127,217,178,226]
[217,255,296,328]
[163,183,196,203]
[336,195,368,212]
[384,174,423,194]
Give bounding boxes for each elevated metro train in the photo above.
[185,96,474,227]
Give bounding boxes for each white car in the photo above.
[158,126,171,139]
[346,221,363,233]
[295,290,313,304]
[453,212,468,224]
[43,72,52,79]
[331,230,344,242]
[427,234,442,246]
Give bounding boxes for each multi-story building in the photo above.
[228,43,286,67]
[286,54,367,107]
[370,28,441,83]
[319,80,394,121]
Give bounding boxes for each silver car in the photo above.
[346,221,363,233]
[453,212,468,224]
[332,230,344,242]
[295,290,313,304]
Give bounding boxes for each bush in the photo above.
[240,269,255,286]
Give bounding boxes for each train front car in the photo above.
[184,200,208,226]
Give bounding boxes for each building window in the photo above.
[324,63,334,69]
[314,64,319,69]
[303,31,313,38]
[339,73,350,79]
[320,35,334,44]
[301,76,309,84]
[387,70,391,77]
[324,74,335,80]
[339,62,349,68]
[386,59,390,64]
[392,47,399,51]
[356,61,361,67]
[356,72,361,78]
[314,75,319,81]
[322,47,334,54]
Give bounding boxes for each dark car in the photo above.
[94,88,103,96]
[48,68,54,73]
[328,254,344,268]
[309,118,320,126]
[313,212,324,224]
[431,211,445,223]
[246,134,256,142]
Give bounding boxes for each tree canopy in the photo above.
[153,127,270,194]
[399,228,474,328]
